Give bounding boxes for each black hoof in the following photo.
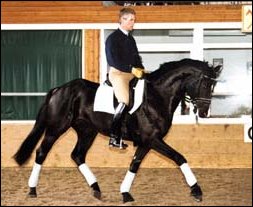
[190,183,203,202]
[122,192,135,203]
[28,187,37,198]
[91,182,101,200]
[93,190,102,200]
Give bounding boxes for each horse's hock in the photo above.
[2,123,251,168]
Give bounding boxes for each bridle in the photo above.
[184,73,217,122]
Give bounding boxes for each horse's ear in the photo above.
[214,65,223,77]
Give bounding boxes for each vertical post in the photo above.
[85,29,100,83]
[191,26,204,61]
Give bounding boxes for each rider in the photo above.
[105,8,145,149]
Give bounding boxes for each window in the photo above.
[203,29,252,117]
[134,29,192,72]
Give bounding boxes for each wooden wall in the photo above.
[1,1,242,23]
[1,123,252,168]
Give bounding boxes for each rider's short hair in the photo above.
[119,8,136,18]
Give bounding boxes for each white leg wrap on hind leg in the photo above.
[120,171,136,193]
[28,163,42,187]
[78,163,97,186]
[180,163,197,187]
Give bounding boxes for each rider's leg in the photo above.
[108,68,134,149]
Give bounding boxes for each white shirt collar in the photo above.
[119,26,129,36]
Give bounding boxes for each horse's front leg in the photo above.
[151,139,203,202]
[121,146,150,203]
[78,163,101,199]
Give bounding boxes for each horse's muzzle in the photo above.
[198,110,208,118]
[195,98,211,118]
[197,103,210,118]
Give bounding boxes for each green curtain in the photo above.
[1,30,82,120]
[1,96,45,120]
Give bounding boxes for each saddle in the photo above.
[93,77,145,114]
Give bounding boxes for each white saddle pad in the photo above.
[93,79,145,114]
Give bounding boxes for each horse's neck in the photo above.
[149,70,190,114]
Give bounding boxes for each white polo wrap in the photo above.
[78,163,97,186]
[120,171,136,193]
[28,162,42,187]
[180,163,197,187]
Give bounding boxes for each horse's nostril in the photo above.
[199,111,207,118]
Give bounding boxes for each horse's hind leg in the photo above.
[71,125,101,200]
[121,146,150,203]
[151,139,203,202]
[27,131,61,197]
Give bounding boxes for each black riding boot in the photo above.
[109,102,128,149]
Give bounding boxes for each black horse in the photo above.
[14,58,221,203]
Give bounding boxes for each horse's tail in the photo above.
[13,89,55,166]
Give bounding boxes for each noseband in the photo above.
[185,74,216,115]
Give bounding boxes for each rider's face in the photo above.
[120,13,136,31]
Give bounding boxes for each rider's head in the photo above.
[119,8,136,32]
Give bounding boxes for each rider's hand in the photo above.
[131,67,145,79]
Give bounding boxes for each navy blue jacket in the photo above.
[105,29,144,73]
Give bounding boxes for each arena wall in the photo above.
[1,123,251,168]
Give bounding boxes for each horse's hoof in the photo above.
[190,183,203,202]
[28,187,37,198]
[93,190,102,200]
[91,182,101,200]
[122,192,135,203]
[193,194,202,202]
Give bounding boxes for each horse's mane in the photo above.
[148,58,214,80]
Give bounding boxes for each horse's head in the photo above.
[146,59,222,118]
[185,65,222,118]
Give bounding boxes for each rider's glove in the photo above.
[131,67,145,79]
